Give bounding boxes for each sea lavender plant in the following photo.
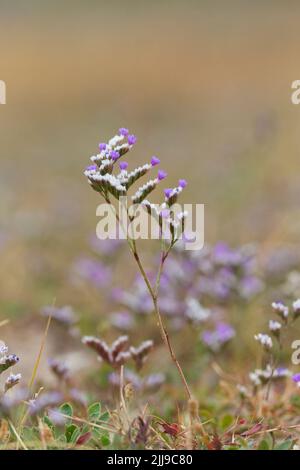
[249,299,300,396]
[0,342,21,394]
[82,335,153,371]
[84,128,191,399]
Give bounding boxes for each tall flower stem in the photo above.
[108,196,192,400]
[131,238,192,401]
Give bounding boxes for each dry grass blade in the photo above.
[8,420,28,450]
[28,314,52,391]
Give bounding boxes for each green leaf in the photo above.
[59,403,73,424]
[101,433,110,446]
[99,411,110,422]
[258,439,269,450]
[70,427,81,444]
[221,414,234,430]
[60,402,73,417]
[88,402,102,422]
[274,440,293,450]
[65,424,78,443]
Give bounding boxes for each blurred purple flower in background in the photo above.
[202,322,235,352]
[41,305,78,327]
[71,257,111,288]
[110,311,135,331]
[89,235,124,257]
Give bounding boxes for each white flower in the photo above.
[269,320,282,332]
[4,373,21,392]
[271,301,289,319]
[185,298,211,323]
[249,372,261,386]
[293,299,300,314]
[0,342,8,356]
[254,333,273,350]
[237,384,249,397]
[131,179,158,204]
[108,134,124,147]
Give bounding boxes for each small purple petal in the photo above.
[86,164,97,171]
[99,143,107,151]
[119,161,128,170]
[292,373,300,383]
[127,134,137,145]
[158,170,167,181]
[119,128,129,137]
[178,179,187,188]
[164,188,173,198]
[151,156,160,166]
[110,150,120,161]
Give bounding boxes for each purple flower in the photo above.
[110,311,135,330]
[178,179,187,188]
[158,170,167,181]
[119,127,129,136]
[119,161,128,171]
[99,143,107,151]
[145,373,165,391]
[29,392,63,416]
[202,322,235,352]
[240,276,263,300]
[164,188,173,198]
[292,373,300,383]
[213,242,241,266]
[151,156,160,166]
[127,134,137,145]
[89,236,123,256]
[72,257,111,288]
[41,305,78,326]
[110,150,120,161]
[86,164,97,171]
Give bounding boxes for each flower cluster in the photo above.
[250,299,300,392]
[249,365,291,387]
[71,257,112,289]
[201,322,235,352]
[254,333,273,351]
[0,342,21,394]
[82,335,153,370]
[113,242,262,330]
[84,129,189,242]
[292,373,300,388]
[84,128,168,202]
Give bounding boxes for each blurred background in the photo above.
[1,1,300,390]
